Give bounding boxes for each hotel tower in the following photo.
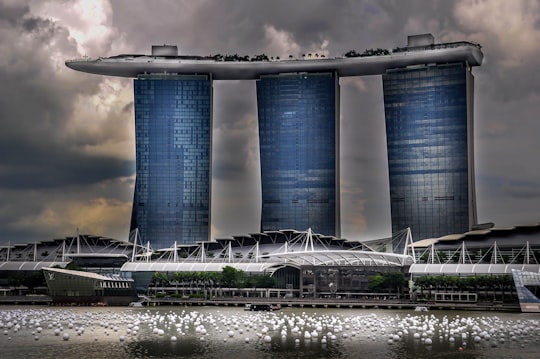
[66,34,483,247]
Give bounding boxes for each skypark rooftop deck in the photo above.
[66,40,483,80]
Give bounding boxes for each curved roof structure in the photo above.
[409,263,540,275]
[122,262,286,275]
[122,251,413,275]
[410,224,540,249]
[122,229,414,274]
[66,42,483,79]
[407,224,540,275]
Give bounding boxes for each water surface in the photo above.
[1,306,539,358]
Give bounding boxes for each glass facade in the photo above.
[512,269,540,305]
[131,75,212,248]
[383,63,476,243]
[256,73,340,236]
[301,266,402,298]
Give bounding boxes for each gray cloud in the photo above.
[212,81,258,181]
[0,1,133,243]
[1,0,540,245]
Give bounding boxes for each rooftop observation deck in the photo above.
[66,39,483,80]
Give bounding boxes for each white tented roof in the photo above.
[122,250,413,274]
[121,262,285,274]
[409,263,540,275]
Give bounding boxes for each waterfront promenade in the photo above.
[141,296,520,312]
[0,294,520,312]
[0,295,520,312]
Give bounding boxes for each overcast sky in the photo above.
[1,0,539,246]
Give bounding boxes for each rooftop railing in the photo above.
[393,41,482,53]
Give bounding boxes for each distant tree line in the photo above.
[367,271,406,298]
[344,48,390,57]
[210,53,271,61]
[151,265,276,298]
[209,53,328,61]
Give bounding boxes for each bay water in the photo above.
[1,305,539,358]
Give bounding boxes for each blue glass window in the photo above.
[131,75,212,248]
[257,73,339,236]
[383,64,475,242]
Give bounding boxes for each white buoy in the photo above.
[63,333,70,341]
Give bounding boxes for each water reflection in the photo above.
[0,306,539,359]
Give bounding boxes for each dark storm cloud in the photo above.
[2,0,540,244]
[109,0,388,55]
[0,1,29,24]
[0,148,132,189]
[0,1,131,189]
[0,1,135,243]
[105,0,540,238]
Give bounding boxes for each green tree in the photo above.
[413,276,427,298]
[368,274,385,292]
[254,274,276,288]
[383,272,406,298]
[221,266,247,288]
[422,276,436,298]
[152,271,168,294]
[344,50,360,57]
